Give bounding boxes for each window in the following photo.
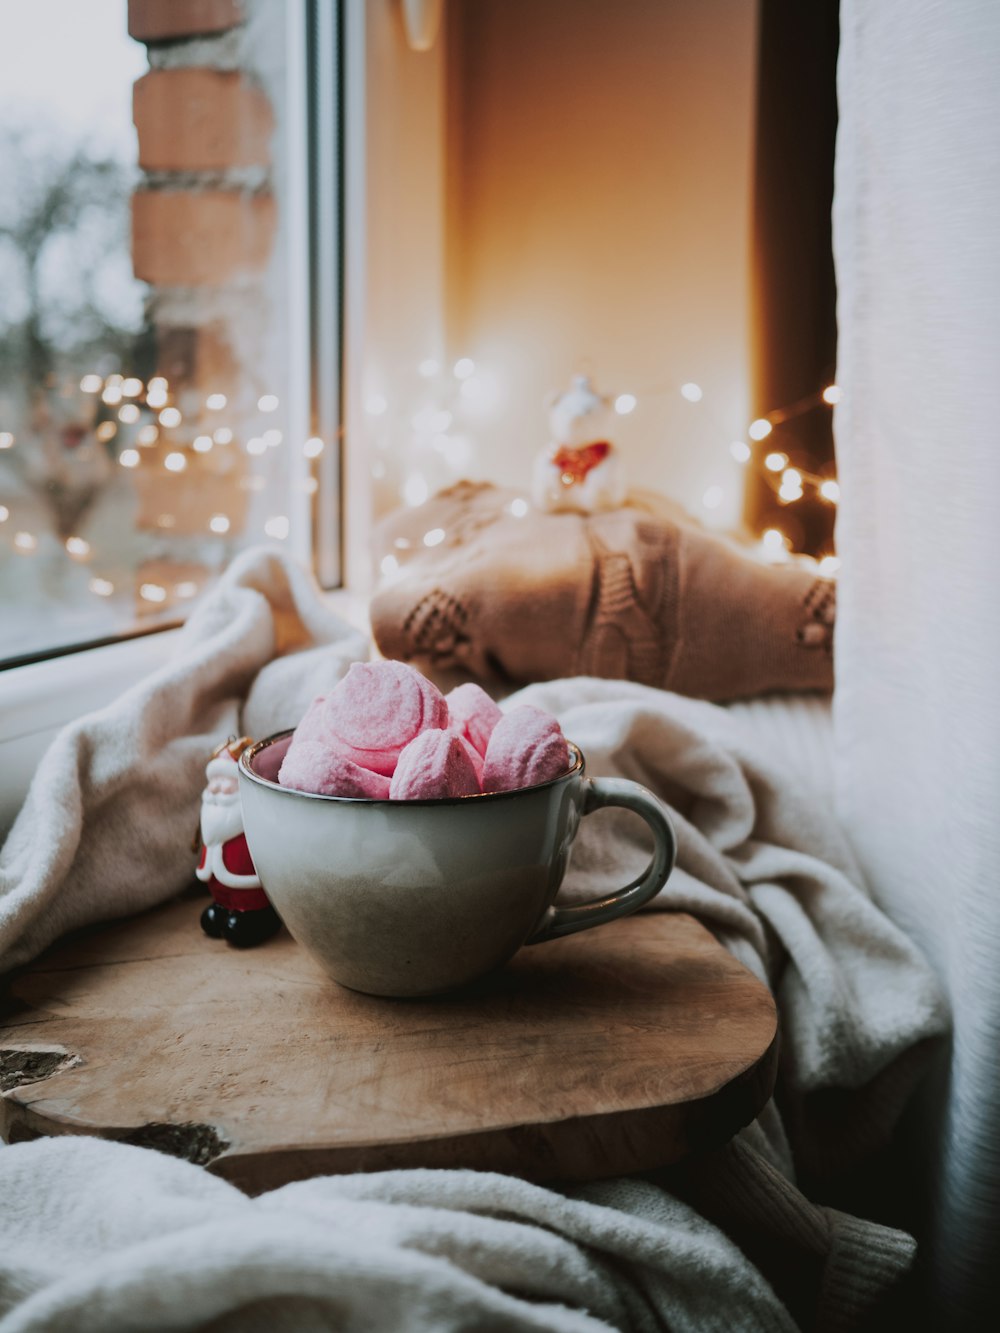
[0,0,341,668]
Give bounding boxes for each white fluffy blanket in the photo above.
[0,550,948,1331]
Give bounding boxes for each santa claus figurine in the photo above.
[196,738,281,948]
[531,374,627,514]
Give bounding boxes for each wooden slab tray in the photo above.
[0,892,777,1194]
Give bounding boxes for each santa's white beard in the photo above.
[201,791,244,847]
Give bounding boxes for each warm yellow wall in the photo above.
[444,0,758,526]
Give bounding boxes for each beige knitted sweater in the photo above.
[371,483,835,700]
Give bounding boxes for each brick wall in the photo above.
[127,0,278,554]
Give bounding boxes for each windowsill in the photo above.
[0,587,371,840]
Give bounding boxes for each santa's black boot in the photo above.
[200,902,229,938]
[223,906,281,948]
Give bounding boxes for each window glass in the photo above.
[0,0,325,667]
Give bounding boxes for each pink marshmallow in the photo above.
[299,661,449,777]
[445,682,503,757]
[482,706,570,794]
[454,731,485,784]
[389,729,482,800]
[278,739,391,799]
[294,694,331,742]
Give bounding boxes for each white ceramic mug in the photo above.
[239,732,676,997]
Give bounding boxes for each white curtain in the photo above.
[833,1,1000,1324]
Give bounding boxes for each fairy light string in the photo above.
[373,361,842,572]
[2,359,842,605]
[0,369,301,604]
[612,376,841,521]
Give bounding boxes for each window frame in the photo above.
[0,0,364,835]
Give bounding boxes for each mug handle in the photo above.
[526,776,677,945]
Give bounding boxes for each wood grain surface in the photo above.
[0,891,777,1193]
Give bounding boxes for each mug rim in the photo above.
[239,731,585,806]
